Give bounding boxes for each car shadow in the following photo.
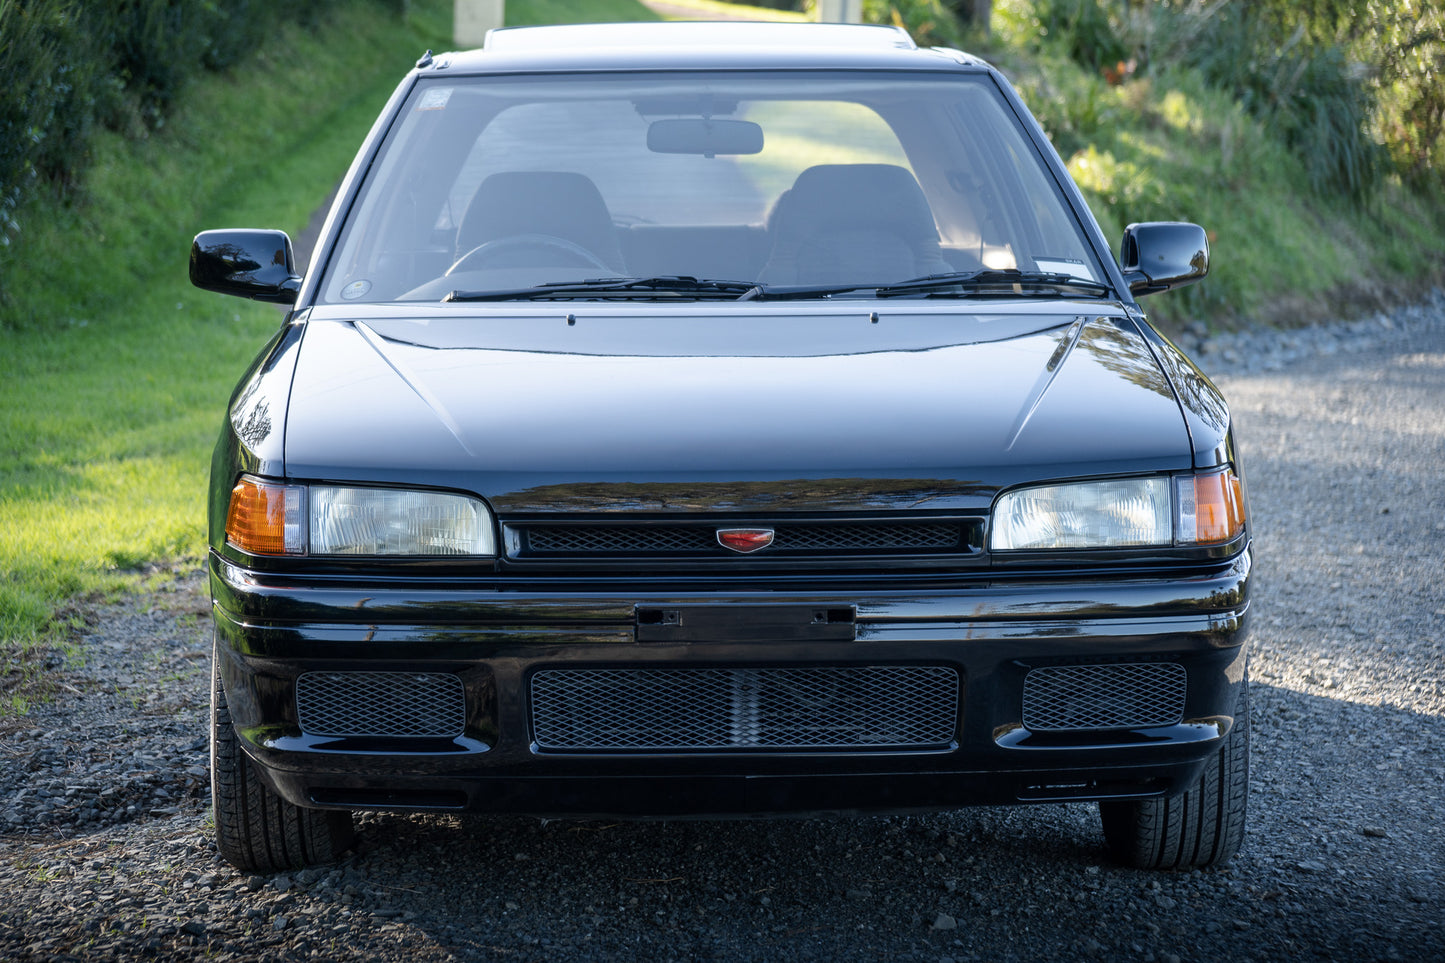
[319,679,1442,961]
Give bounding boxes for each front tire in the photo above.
[210,641,353,872]
[1099,678,1249,870]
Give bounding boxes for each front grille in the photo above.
[513,519,979,559]
[530,665,959,752]
[529,526,715,554]
[1022,663,1187,731]
[296,671,465,738]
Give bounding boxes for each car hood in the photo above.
[278,302,1191,514]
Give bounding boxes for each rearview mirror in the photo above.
[647,119,764,156]
[190,228,302,303]
[1120,222,1209,297]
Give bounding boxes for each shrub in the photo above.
[862,0,969,48]
[1014,0,1384,203]
[1368,2,1444,186]
[1031,0,1127,72]
[0,0,111,242]
[0,0,345,252]
[1153,5,1382,201]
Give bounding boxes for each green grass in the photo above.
[0,0,662,701]
[503,0,662,26]
[506,0,805,24]
[642,0,809,20]
[0,0,444,689]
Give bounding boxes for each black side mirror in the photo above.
[190,229,301,303]
[1120,222,1209,297]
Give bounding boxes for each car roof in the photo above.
[424,21,988,74]
[485,21,916,52]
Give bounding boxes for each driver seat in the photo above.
[455,171,626,272]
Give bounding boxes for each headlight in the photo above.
[990,470,1245,551]
[226,476,496,556]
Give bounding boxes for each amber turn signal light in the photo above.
[1187,469,1246,544]
[226,476,303,555]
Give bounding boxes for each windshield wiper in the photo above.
[443,270,1113,304]
[444,276,759,302]
[873,270,1112,299]
[735,270,1114,302]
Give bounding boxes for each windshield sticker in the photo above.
[415,87,453,112]
[341,279,373,300]
[1034,257,1095,281]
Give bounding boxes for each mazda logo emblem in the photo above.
[716,528,775,554]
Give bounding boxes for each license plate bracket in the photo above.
[634,604,857,643]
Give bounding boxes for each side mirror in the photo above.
[190,229,301,303]
[1120,222,1208,297]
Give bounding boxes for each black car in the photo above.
[191,21,1250,873]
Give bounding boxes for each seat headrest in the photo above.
[759,164,949,285]
[455,171,624,270]
[773,164,939,241]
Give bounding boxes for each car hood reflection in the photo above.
[281,304,1191,513]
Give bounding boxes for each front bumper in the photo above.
[210,549,1251,817]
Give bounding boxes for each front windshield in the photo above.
[320,70,1103,303]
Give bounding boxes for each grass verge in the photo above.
[636,0,809,20]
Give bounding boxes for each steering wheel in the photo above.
[446,233,614,275]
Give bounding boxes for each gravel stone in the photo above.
[1,294,1443,961]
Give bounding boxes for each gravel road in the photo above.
[2,294,1442,962]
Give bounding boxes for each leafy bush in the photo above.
[1365,2,1444,186]
[862,0,969,48]
[1003,0,1386,202]
[0,0,109,243]
[1149,4,1382,201]
[1031,0,1127,72]
[0,0,346,254]
[96,1,213,124]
